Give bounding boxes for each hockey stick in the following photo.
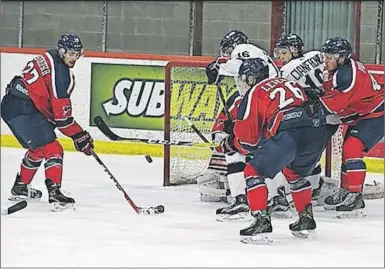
[1,201,27,216]
[216,82,233,120]
[93,116,216,147]
[90,149,165,215]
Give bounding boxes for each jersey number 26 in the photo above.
[270,81,305,109]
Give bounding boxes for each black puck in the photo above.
[145,155,153,163]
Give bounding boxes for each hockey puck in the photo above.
[156,205,165,214]
[145,155,153,163]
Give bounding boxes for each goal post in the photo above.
[163,60,238,186]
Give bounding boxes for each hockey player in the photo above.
[199,30,291,221]
[219,58,329,243]
[274,33,340,204]
[319,37,384,218]
[1,33,94,211]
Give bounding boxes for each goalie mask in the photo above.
[274,33,304,64]
[321,37,352,71]
[57,33,84,68]
[237,58,269,95]
[220,30,249,57]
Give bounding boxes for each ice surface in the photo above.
[1,148,384,267]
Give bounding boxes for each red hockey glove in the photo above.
[71,130,94,156]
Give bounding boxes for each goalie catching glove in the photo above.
[71,130,94,156]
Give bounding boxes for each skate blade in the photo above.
[336,209,366,219]
[291,230,317,240]
[50,202,75,212]
[240,233,273,244]
[216,212,252,222]
[271,210,293,219]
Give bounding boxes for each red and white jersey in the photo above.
[234,77,307,151]
[20,49,83,137]
[320,59,384,125]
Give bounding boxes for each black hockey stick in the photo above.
[1,201,27,216]
[216,82,233,120]
[183,116,214,151]
[90,149,165,215]
[93,116,215,147]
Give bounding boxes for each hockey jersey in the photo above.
[218,44,281,79]
[19,49,83,137]
[234,77,307,152]
[280,51,324,90]
[320,59,384,125]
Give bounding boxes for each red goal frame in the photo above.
[163,60,211,186]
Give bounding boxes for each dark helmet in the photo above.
[238,58,270,87]
[57,33,84,56]
[275,33,304,55]
[321,37,352,63]
[220,30,249,57]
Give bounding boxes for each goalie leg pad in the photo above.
[225,152,247,198]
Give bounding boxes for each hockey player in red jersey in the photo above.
[320,37,384,217]
[199,31,292,222]
[1,33,94,211]
[219,58,330,243]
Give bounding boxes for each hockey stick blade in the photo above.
[93,116,121,141]
[93,116,216,148]
[139,205,165,215]
[1,200,27,216]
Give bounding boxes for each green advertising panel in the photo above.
[90,63,237,131]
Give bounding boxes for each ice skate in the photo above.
[267,186,293,219]
[216,194,251,222]
[240,210,273,244]
[45,179,75,212]
[8,174,42,201]
[336,192,366,219]
[289,204,316,239]
[323,188,349,210]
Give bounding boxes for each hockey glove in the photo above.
[72,130,94,156]
[303,87,324,101]
[218,134,238,154]
[206,60,220,84]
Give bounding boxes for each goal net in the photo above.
[163,60,383,187]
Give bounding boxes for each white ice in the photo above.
[1,147,384,267]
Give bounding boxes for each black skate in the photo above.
[45,179,75,212]
[240,210,273,244]
[216,194,251,222]
[289,204,316,239]
[323,188,349,210]
[9,174,42,201]
[267,186,293,219]
[336,192,366,219]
